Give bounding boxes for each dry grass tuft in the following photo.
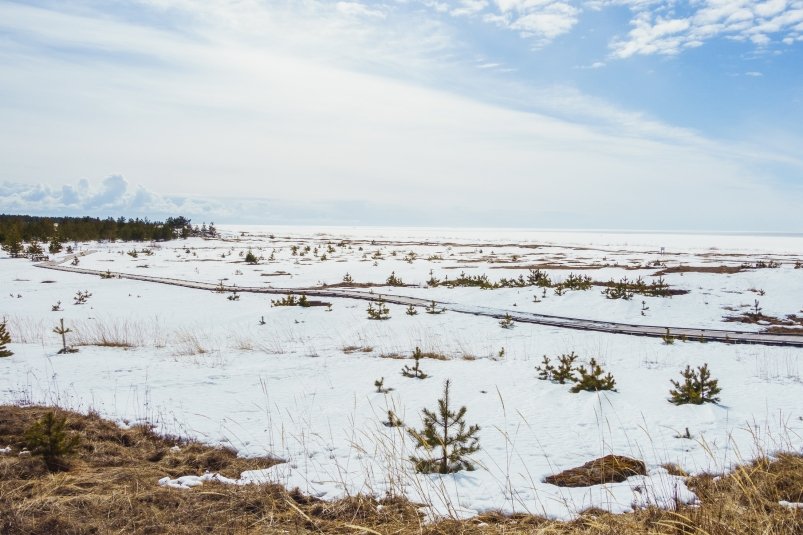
[342,345,374,354]
[1,405,801,534]
[544,455,646,487]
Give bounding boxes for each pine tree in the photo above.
[367,297,390,320]
[26,240,44,256]
[0,319,13,357]
[1,226,23,257]
[662,328,675,345]
[374,377,392,393]
[554,352,579,384]
[669,363,721,405]
[73,290,92,305]
[499,314,514,329]
[401,347,428,379]
[53,318,77,354]
[570,358,616,393]
[384,410,404,428]
[425,300,444,314]
[386,271,404,286]
[24,411,80,471]
[48,236,63,254]
[405,304,418,316]
[409,379,480,474]
[535,352,578,384]
[244,249,258,264]
[535,355,554,380]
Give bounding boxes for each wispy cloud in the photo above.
[0,1,801,230]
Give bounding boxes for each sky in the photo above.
[0,0,802,231]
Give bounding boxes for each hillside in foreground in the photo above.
[1,405,801,534]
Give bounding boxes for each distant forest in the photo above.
[0,215,215,255]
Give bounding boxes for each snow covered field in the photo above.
[1,226,802,520]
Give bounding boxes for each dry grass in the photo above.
[173,331,208,356]
[1,405,801,534]
[72,319,144,348]
[342,345,374,354]
[654,265,744,275]
[544,455,646,487]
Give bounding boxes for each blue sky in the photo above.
[1,0,802,230]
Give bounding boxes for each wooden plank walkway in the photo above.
[36,261,803,348]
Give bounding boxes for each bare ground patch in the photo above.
[654,265,744,275]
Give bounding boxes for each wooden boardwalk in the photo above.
[36,261,803,348]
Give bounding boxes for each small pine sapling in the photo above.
[51,301,62,311]
[384,410,404,428]
[401,347,428,379]
[570,358,616,393]
[73,290,92,305]
[405,304,418,316]
[299,294,310,307]
[499,314,515,329]
[535,355,554,380]
[425,300,444,314]
[662,328,675,345]
[342,272,354,284]
[554,352,579,384]
[245,249,258,264]
[535,352,578,383]
[24,411,80,471]
[272,294,298,307]
[227,290,240,301]
[374,377,393,393]
[0,319,12,357]
[367,297,390,320]
[669,363,721,405]
[53,318,78,354]
[71,256,80,266]
[409,379,480,474]
[386,271,404,286]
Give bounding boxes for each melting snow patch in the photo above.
[779,501,803,509]
[158,468,275,490]
[0,446,11,455]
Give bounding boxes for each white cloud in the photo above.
[0,2,801,229]
[451,0,490,16]
[419,0,579,45]
[609,0,803,58]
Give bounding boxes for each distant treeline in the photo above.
[0,215,215,247]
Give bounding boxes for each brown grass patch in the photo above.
[342,345,374,354]
[489,263,602,270]
[544,455,647,487]
[1,405,801,534]
[724,313,803,332]
[654,265,744,275]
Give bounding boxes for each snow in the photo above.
[1,226,802,520]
